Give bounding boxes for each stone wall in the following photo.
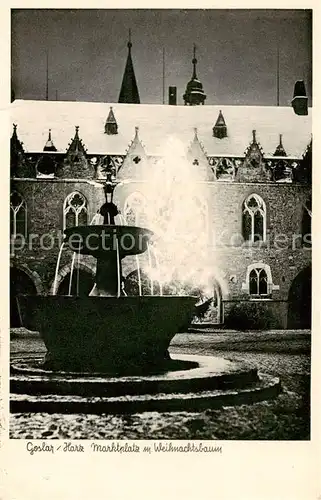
[10,178,105,293]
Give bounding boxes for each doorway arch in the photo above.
[10,267,38,327]
[288,266,311,328]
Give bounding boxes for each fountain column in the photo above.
[95,251,122,297]
[93,181,122,297]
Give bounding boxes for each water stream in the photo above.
[147,242,154,296]
[68,252,76,295]
[52,242,65,295]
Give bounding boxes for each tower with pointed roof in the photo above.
[105,107,118,135]
[213,111,227,139]
[118,31,140,104]
[183,44,206,106]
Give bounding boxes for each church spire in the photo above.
[118,30,140,104]
[183,44,206,106]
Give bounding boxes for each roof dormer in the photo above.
[105,107,118,135]
[213,110,227,139]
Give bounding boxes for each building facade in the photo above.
[10,44,312,329]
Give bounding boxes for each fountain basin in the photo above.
[64,225,154,258]
[17,295,196,374]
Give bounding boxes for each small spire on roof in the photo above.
[188,127,207,158]
[11,123,24,153]
[105,107,118,135]
[119,126,146,177]
[43,128,57,151]
[244,129,264,159]
[66,125,87,157]
[302,137,312,161]
[129,126,144,153]
[273,134,287,157]
[213,110,227,139]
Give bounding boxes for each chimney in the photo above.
[168,86,177,105]
[291,80,308,116]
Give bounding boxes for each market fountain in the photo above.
[11,138,281,414]
[17,181,196,375]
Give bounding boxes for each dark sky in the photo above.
[11,9,312,106]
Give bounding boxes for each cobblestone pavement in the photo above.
[10,329,310,440]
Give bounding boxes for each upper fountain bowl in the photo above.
[64,225,154,258]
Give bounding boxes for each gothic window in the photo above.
[249,268,268,295]
[124,192,148,226]
[242,194,266,243]
[63,192,88,230]
[242,263,276,297]
[10,191,27,238]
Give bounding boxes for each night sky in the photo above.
[11,9,312,106]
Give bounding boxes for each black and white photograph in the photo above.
[9,8,312,442]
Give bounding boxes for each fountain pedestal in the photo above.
[95,252,120,296]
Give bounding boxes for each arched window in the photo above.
[10,191,27,238]
[124,192,148,226]
[242,194,266,243]
[63,192,88,230]
[242,263,276,297]
[249,268,268,295]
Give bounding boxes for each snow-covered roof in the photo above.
[11,99,312,158]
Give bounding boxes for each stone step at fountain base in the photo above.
[10,374,280,414]
[10,354,281,414]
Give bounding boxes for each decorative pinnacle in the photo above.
[13,123,17,132]
[48,128,52,140]
[192,44,197,65]
[279,133,283,146]
[75,125,79,134]
[194,127,198,139]
[128,29,132,49]
[252,130,257,143]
